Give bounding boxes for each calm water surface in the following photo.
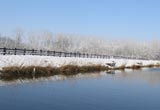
[0,68,160,110]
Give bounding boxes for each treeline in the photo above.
[0,29,160,60]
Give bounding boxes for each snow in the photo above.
[0,55,159,70]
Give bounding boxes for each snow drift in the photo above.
[0,55,159,70]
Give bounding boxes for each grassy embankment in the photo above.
[0,63,160,80]
[0,65,106,80]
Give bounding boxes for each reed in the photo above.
[0,65,108,80]
[142,64,155,68]
[114,64,126,70]
[1,63,160,80]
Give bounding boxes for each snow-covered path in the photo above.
[0,55,159,70]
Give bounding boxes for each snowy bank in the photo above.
[0,55,159,70]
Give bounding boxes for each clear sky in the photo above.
[0,0,160,40]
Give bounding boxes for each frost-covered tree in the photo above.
[14,28,24,48]
[1,29,160,60]
[54,33,72,51]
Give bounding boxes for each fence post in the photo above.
[32,49,34,55]
[14,48,17,55]
[3,47,6,55]
[47,51,49,56]
[40,50,42,56]
[53,51,55,56]
[64,52,67,57]
[59,52,62,57]
[87,54,88,58]
[23,48,26,55]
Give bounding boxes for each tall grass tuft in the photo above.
[114,64,126,70]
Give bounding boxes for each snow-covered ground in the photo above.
[0,55,160,70]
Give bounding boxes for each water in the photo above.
[0,68,160,110]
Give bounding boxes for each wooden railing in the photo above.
[0,47,147,60]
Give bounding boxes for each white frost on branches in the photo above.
[0,30,160,60]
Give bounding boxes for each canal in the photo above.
[0,68,160,110]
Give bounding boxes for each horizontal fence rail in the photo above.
[0,47,148,60]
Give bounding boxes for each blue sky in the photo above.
[0,0,160,40]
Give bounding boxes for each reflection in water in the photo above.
[0,72,105,86]
[105,68,160,85]
[106,70,115,74]
[1,68,160,86]
[0,68,160,110]
[114,68,160,85]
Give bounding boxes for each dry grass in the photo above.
[1,63,160,80]
[126,65,142,70]
[142,64,156,68]
[59,65,79,75]
[0,65,108,80]
[114,64,126,70]
[154,63,160,67]
[0,66,60,80]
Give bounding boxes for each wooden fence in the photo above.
[0,47,147,60]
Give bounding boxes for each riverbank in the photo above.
[0,55,159,69]
[0,64,160,80]
[0,55,160,80]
